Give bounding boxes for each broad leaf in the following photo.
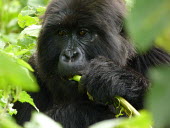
[0,51,39,91]
[127,0,170,51]
[146,66,170,128]
[19,91,39,112]
[89,111,152,128]
[18,25,41,38]
[24,112,62,128]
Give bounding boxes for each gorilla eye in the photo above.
[78,29,88,37]
[58,30,67,36]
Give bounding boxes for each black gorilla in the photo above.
[15,0,170,128]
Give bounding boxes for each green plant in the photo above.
[0,0,170,128]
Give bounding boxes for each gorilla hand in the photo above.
[80,56,149,109]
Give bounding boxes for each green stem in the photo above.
[69,75,81,82]
[70,75,140,117]
[114,96,140,117]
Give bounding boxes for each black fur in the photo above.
[15,0,170,128]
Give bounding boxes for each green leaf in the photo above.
[7,103,17,116]
[18,14,39,28]
[19,0,28,7]
[18,6,40,28]
[127,0,170,51]
[17,25,41,52]
[0,51,39,91]
[89,111,152,128]
[17,36,36,48]
[89,118,123,128]
[18,25,41,38]
[36,7,46,16]
[15,49,29,56]
[17,59,34,72]
[146,66,170,128]
[27,0,49,7]
[155,26,170,52]
[24,112,62,128]
[0,117,22,128]
[20,6,36,16]
[0,41,5,49]
[117,111,152,128]
[124,0,134,10]
[18,91,39,112]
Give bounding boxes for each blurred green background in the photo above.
[0,0,170,128]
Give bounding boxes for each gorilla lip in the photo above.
[58,62,85,81]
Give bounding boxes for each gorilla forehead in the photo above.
[44,0,125,31]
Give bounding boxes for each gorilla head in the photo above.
[37,0,134,80]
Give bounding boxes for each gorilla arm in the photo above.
[81,56,149,110]
[81,47,170,110]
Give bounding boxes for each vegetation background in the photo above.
[0,0,170,128]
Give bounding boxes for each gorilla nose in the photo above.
[61,48,80,62]
[58,48,86,77]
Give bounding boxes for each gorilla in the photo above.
[15,0,170,128]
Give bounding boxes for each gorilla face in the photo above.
[37,0,134,81]
[57,27,98,78]
[38,19,101,79]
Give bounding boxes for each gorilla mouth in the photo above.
[58,64,84,81]
[62,73,82,81]
[59,73,82,87]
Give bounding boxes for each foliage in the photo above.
[90,111,152,128]
[146,66,170,128]
[126,0,170,128]
[0,0,170,128]
[0,51,38,91]
[0,0,59,128]
[127,0,170,52]
[24,112,62,128]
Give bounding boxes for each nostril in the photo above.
[64,53,71,60]
[73,51,78,57]
[62,49,80,62]
[73,51,77,55]
[64,50,72,59]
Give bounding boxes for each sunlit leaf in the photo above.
[89,119,123,128]
[0,117,22,128]
[89,111,152,128]
[36,6,46,16]
[17,36,36,48]
[0,51,39,91]
[117,111,152,128]
[18,25,41,38]
[20,6,36,16]
[18,91,39,112]
[18,14,39,28]
[146,66,170,128]
[17,59,34,72]
[127,0,170,51]
[156,26,170,52]
[0,41,5,49]
[124,0,134,10]
[24,112,62,128]
[27,0,50,7]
